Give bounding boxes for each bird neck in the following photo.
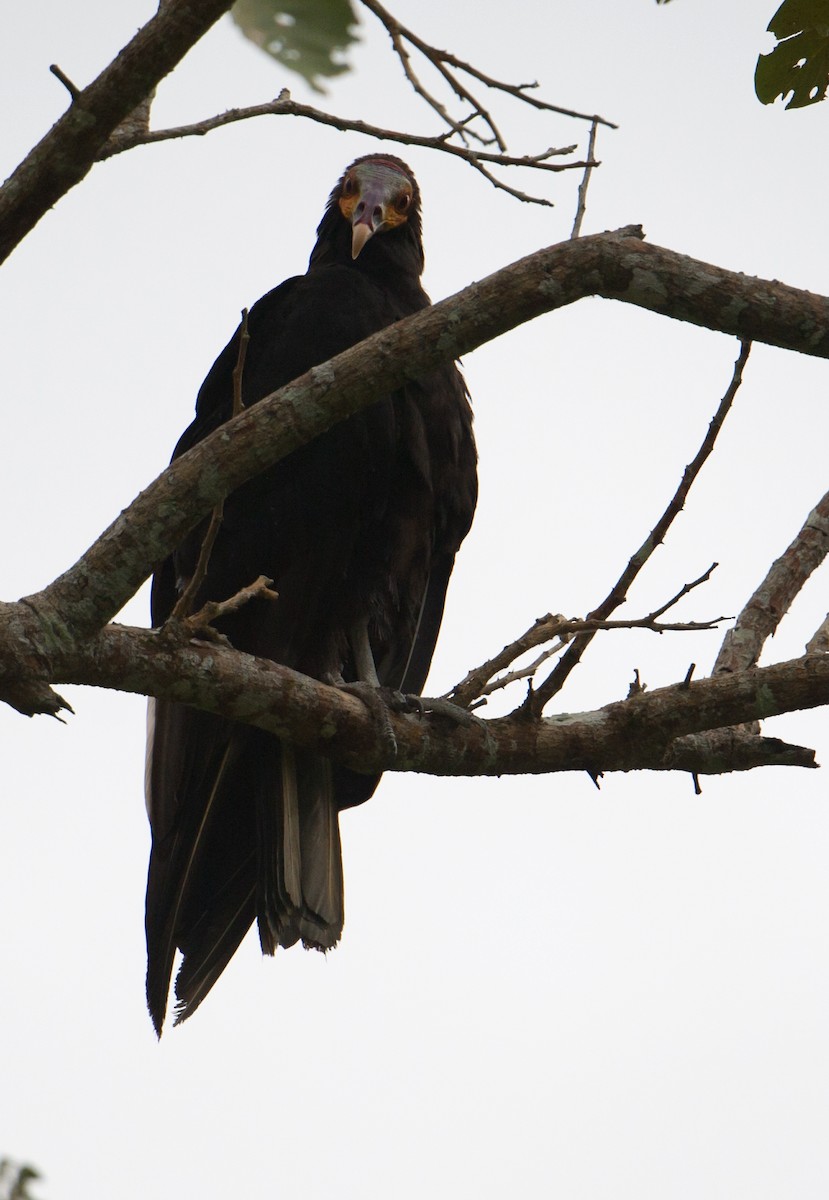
[308,207,426,292]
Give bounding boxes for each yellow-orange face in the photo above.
[337,159,415,259]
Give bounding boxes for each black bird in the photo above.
[145,155,477,1033]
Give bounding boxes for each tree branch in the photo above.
[0,0,235,264]
[95,93,592,206]
[53,622,823,776]
[715,487,829,674]
[359,0,617,138]
[18,236,829,651]
[526,341,751,715]
[4,232,829,719]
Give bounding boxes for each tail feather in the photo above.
[256,741,343,955]
[298,754,344,944]
[173,870,256,1025]
[146,708,346,1032]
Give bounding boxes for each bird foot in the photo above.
[333,680,400,759]
[389,692,487,730]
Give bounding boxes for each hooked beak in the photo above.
[351,221,375,259]
[350,182,392,260]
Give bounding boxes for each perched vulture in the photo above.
[145,155,478,1033]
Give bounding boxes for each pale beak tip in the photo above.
[351,222,373,260]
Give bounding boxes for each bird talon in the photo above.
[414,695,486,728]
[337,681,398,759]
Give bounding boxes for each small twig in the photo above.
[182,575,278,637]
[97,100,588,171]
[49,63,81,99]
[169,504,225,621]
[372,2,495,148]
[360,0,616,132]
[571,118,599,238]
[96,96,593,206]
[171,310,250,619]
[231,307,249,417]
[648,562,719,620]
[460,155,556,206]
[361,0,508,150]
[448,599,727,708]
[627,668,646,697]
[477,642,567,699]
[479,618,725,701]
[438,56,618,130]
[523,339,752,717]
[447,613,568,708]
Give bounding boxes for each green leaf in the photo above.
[755,0,829,108]
[231,0,359,93]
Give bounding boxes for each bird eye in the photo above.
[342,176,356,196]
[396,192,411,213]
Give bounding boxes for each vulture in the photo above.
[145,154,478,1034]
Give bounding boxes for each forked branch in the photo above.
[524,341,752,716]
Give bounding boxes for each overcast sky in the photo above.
[3,2,829,1197]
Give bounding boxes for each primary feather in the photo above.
[145,155,477,1033]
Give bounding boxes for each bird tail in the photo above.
[256,741,344,954]
[146,706,345,1032]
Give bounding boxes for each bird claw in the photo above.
[335,680,399,759]
[390,692,486,730]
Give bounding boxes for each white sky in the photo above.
[2,2,829,1197]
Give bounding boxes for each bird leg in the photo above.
[325,619,399,758]
[330,622,486,757]
[349,617,381,687]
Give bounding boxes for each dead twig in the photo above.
[360,0,616,138]
[447,613,568,709]
[170,309,249,620]
[49,63,80,99]
[97,94,594,207]
[522,340,752,717]
[448,576,727,709]
[571,118,599,238]
[180,575,279,640]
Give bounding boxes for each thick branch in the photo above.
[715,487,829,674]
[56,623,823,776]
[22,231,829,656]
[0,0,234,264]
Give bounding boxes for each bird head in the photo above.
[310,155,424,274]
[337,156,418,259]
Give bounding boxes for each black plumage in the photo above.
[144,155,477,1033]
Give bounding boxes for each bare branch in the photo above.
[178,575,279,639]
[52,621,826,777]
[448,576,726,710]
[96,93,593,207]
[16,236,829,666]
[448,613,569,708]
[171,308,250,621]
[526,341,752,715]
[359,0,617,136]
[571,119,599,238]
